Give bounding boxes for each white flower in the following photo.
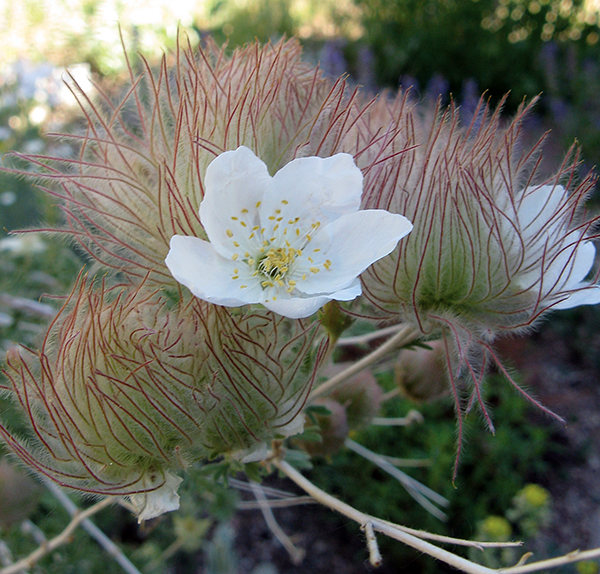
[513,184,600,310]
[129,471,183,523]
[166,146,413,319]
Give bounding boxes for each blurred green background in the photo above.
[2,1,600,573]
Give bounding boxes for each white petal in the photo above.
[545,240,595,292]
[329,280,362,301]
[231,443,269,463]
[200,146,271,258]
[295,210,413,295]
[166,235,263,306]
[263,294,333,318]
[552,286,600,310]
[274,410,306,438]
[130,472,183,523]
[260,154,363,237]
[518,185,566,242]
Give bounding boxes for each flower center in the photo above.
[257,246,299,288]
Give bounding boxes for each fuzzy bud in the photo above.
[395,341,449,402]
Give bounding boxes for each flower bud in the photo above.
[395,341,449,402]
[327,364,383,428]
[297,398,349,457]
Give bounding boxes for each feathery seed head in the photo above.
[356,95,600,340]
[0,277,326,513]
[22,38,366,285]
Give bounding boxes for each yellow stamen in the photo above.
[226,229,233,238]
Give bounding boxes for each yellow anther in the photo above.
[310,267,320,273]
[232,275,239,280]
[240,285,247,289]
[289,280,297,286]
[233,241,240,247]
[231,216,238,221]
[255,201,261,208]
[324,259,332,270]
[276,217,283,222]
[296,229,300,236]
[275,209,281,214]
[240,221,247,227]
[274,224,279,232]
[268,216,276,220]
[313,248,320,252]
[281,199,288,204]
[232,253,239,260]
[226,229,233,238]
[249,233,255,239]
[302,273,307,280]
[241,208,248,214]
[306,234,312,241]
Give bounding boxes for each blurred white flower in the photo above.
[166,146,412,319]
[0,234,46,255]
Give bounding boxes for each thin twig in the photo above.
[311,325,419,399]
[345,438,449,520]
[336,324,404,346]
[371,410,424,426]
[250,482,305,565]
[0,498,113,574]
[499,547,600,574]
[236,497,316,510]
[363,521,382,567]
[377,519,522,550]
[0,541,17,571]
[20,521,46,545]
[272,458,496,574]
[0,294,55,318]
[42,480,142,574]
[228,478,306,500]
[378,455,432,468]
